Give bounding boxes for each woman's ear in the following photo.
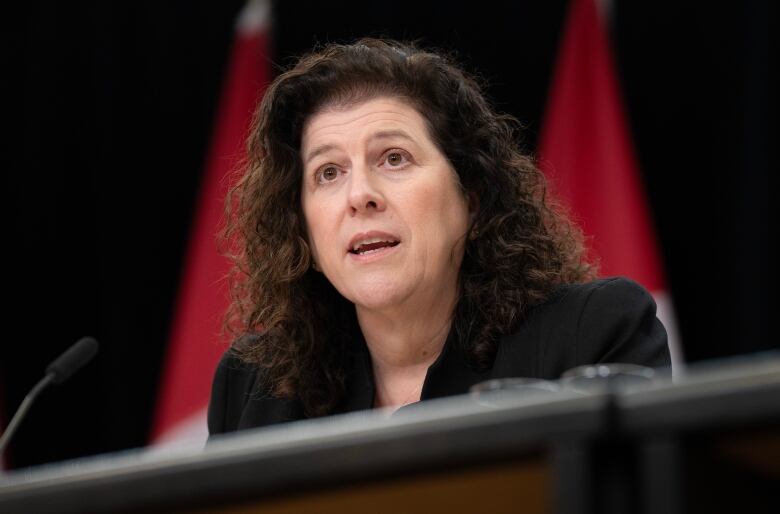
[468,192,480,239]
[303,234,321,272]
[468,192,479,221]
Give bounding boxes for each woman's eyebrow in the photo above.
[304,130,418,164]
[370,129,416,144]
[304,143,337,165]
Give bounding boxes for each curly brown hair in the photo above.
[223,38,595,417]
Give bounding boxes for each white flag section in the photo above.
[151,0,272,448]
[538,0,683,370]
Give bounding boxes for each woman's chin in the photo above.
[347,284,413,313]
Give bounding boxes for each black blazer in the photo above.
[208,277,671,436]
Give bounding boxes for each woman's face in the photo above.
[300,96,472,314]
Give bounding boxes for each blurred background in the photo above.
[1,0,773,470]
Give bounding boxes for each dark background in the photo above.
[1,0,773,469]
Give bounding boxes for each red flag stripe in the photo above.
[539,0,682,364]
[152,0,272,444]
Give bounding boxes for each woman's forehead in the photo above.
[301,97,429,154]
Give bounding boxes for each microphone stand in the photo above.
[0,373,55,456]
[0,337,98,461]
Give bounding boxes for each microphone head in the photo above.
[45,337,99,385]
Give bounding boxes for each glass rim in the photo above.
[560,363,656,381]
[469,377,561,394]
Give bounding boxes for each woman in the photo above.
[208,38,670,435]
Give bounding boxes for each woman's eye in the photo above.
[317,166,339,183]
[384,151,409,168]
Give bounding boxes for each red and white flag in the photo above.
[151,0,272,447]
[538,0,682,368]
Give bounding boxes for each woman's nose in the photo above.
[347,164,386,215]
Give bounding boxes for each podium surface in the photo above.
[2,353,779,514]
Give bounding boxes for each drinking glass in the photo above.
[560,363,656,395]
[469,377,561,407]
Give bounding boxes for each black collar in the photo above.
[337,323,489,414]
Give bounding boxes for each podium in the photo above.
[1,353,779,514]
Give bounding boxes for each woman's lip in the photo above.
[346,230,402,253]
[347,241,401,263]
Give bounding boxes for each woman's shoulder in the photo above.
[494,277,671,378]
[212,347,260,392]
[208,348,260,436]
[544,276,652,307]
[530,277,660,328]
[208,341,308,436]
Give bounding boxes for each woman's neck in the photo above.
[357,293,457,409]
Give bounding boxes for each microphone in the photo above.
[45,336,99,385]
[0,337,99,458]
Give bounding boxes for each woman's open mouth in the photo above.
[349,239,401,255]
[347,232,402,261]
